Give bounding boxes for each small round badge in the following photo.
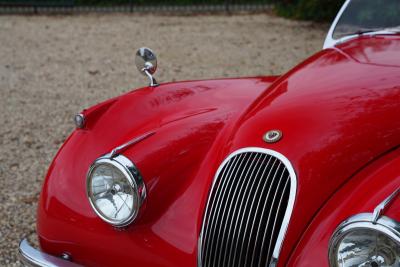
[263,130,282,143]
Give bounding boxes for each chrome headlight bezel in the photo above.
[329,213,400,267]
[86,154,146,227]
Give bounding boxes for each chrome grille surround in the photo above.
[198,147,297,267]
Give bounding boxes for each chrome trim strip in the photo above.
[267,177,290,266]
[372,188,400,223]
[19,239,82,267]
[198,147,298,267]
[259,167,287,267]
[110,131,155,158]
[323,0,351,49]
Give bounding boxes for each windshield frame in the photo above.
[324,0,352,49]
[323,0,400,49]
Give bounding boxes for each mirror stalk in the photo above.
[142,68,159,87]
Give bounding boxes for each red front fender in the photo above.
[287,147,400,266]
[36,76,279,267]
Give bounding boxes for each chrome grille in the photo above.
[199,148,296,267]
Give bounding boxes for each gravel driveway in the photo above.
[0,13,327,265]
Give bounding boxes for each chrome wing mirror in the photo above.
[135,47,159,87]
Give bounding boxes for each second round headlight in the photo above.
[329,215,400,267]
[87,155,146,227]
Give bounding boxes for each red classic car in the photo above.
[19,0,400,266]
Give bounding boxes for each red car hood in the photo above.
[38,37,400,267]
[228,38,400,262]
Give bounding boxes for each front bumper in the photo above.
[19,239,82,267]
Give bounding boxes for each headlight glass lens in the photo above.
[88,162,138,226]
[331,228,400,267]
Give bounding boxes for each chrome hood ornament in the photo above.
[135,47,159,87]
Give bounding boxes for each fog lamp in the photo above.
[329,214,400,267]
[86,155,146,227]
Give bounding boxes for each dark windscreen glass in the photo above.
[333,0,400,39]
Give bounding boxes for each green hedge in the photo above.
[0,0,345,22]
[76,0,345,21]
[74,0,268,5]
[275,0,344,22]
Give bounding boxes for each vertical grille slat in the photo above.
[228,154,266,267]
[236,154,273,267]
[244,158,279,267]
[249,161,283,267]
[211,153,249,267]
[204,155,243,265]
[256,167,288,267]
[265,177,290,264]
[199,149,296,267]
[223,153,262,267]
[219,153,255,267]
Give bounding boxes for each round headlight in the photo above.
[87,155,146,227]
[329,214,400,267]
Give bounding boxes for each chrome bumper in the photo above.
[19,239,82,267]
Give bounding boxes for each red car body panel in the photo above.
[287,147,400,266]
[337,35,400,67]
[37,36,400,267]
